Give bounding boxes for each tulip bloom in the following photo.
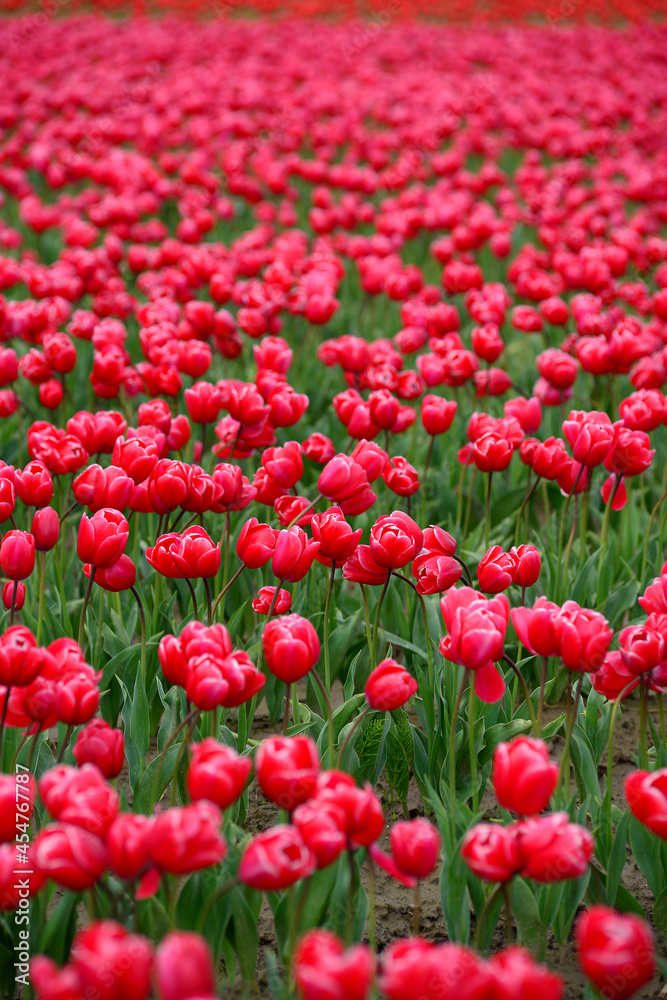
[389,818,440,880]
[0,530,35,580]
[488,947,564,1000]
[31,506,60,552]
[72,719,124,779]
[263,614,320,683]
[187,739,252,810]
[150,802,227,874]
[236,518,277,568]
[77,508,129,570]
[238,825,316,890]
[154,932,216,1000]
[492,737,559,816]
[511,597,561,658]
[553,601,613,673]
[625,769,667,839]
[514,812,594,883]
[252,585,292,615]
[562,410,621,467]
[33,823,108,891]
[272,526,320,582]
[365,659,418,711]
[440,587,509,702]
[83,555,136,593]
[476,546,516,594]
[369,511,423,570]
[460,823,522,882]
[146,527,220,579]
[293,929,374,1000]
[70,921,153,1000]
[311,506,363,567]
[256,735,320,811]
[575,906,655,1000]
[38,763,119,837]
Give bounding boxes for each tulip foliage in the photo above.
[1,4,667,1000]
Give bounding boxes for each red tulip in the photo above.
[0,773,34,842]
[33,823,108,890]
[70,921,153,1000]
[440,587,509,702]
[421,394,457,436]
[31,506,60,552]
[150,802,226,874]
[83,554,136,592]
[625,769,667,839]
[492,736,559,816]
[39,763,119,837]
[252,585,292,615]
[77,508,129,570]
[553,601,613,673]
[154,931,216,1000]
[236,517,277,568]
[476,545,516,594]
[510,544,541,588]
[238,825,316,890]
[365,659,418,711]
[514,812,594,883]
[292,798,347,868]
[293,929,374,1000]
[0,530,35,580]
[461,823,522,882]
[575,906,655,1000]
[562,410,621,467]
[369,511,422,570]
[272,526,320,582]
[14,460,53,507]
[511,597,561,658]
[187,738,252,810]
[488,946,564,1000]
[389,818,440,880]
[263,613,320,683]
[256,735,320,811]
[72,719,124,779]
[106,812,153,881]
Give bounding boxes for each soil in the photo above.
[223,697,666,999]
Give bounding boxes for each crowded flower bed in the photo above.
[1,8,667,998]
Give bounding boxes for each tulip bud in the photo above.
[365,659,418,711]
[575,906,655,1000]
[31,506,60,552]
[0,530,35,580]
[263,614,320,683]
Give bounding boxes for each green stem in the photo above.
[360,584,373,666]
[596,475,622,608]
[484,471,493,550]
[8,580,18,627]
[555,464,584,597]
[210,564,245,620]
[641,489,667,583]
[449,669,468,832]
[152,707,199,807]
[36,551,46,644]
[371,569,392,669]
[473,883,505,951]
[310,667,334,767]
[468,676,479,814]
[77,567,96,651]
[185,578,199,621]
[537,657,548,737]
[502,655,539,736]
[514,476,540,547]
[456,461,467,532]
[337,706,370,768]
[130,586,147,685]
[580,479,590,557]
[323,563,336,694]
[203,578,213,626]
[170,713,199,806]
[282,684,291,735]
[502,882,515,944]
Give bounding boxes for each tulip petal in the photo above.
[474,662,505,703]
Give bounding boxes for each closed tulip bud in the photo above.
[311,506,362,567]
[303,432,335,464]
[33,823,108,890]
[54,667,101,725]
[625,768,667,839]
[575,906,655,1000]
[263,613,320,683]
[2,581,24,610]
[77,509,128,569]
[31,506,59,552]
[72,719,124,779]
[83,554,136,592]
[236,518,277,568]
[154,931,216,1000]
[492,736,559,816]
[150,802,226,874]
[70,921,153,1000]
[314,773,384,848]
[272,526,319,582]
[0,530,35,580]
[472,323,504,363]
[537,348,579,389]
[489,946,564,1000]
[461,823,522,882]
[477,545,517,593]
[365,659,418,711]
[514,812,594,882]
[369,388,401,430]
[111,435,160,484]
[439,587,509,702]
[0,842,44,911]
[511,597,561,658]
[0,478,15,524]
[420,394,457,436]
[504,396,542,434]
[292,799,347,868]
[256,735,320,811]
[510,544,541,588]
[184,380,222,425]
[389,818,440,880]
[261,441,303,488]
[106,813,153,881]
[39,379,64,409]
[238,825,316,890]
[186,738,252,810]
[293,929,374,1000]
[553,601,613,673]
[619,624,665,676]
[39,763,119,836]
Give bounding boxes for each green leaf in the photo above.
[605,809,631,907]
[629,815,665,898]
[652,886,667,942]
[130,664,150,759]
[512,878,546,959]
[440,851,470,944]
[570,727,601,802]
[380,630,428,660]
[478,719,531,766]
[229,887,259,984]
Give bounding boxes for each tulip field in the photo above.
[3,1,667,997]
